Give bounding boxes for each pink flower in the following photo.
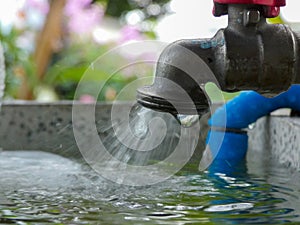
[64,0,104,34]
[26,0,49,15]
[119,25,143,44]
[79,94,96,103]
[64,0,92,16]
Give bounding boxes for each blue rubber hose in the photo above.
[210,84,300,129]
[206,130,248,174]
[206,84,300,172]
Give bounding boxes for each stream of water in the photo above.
[98,105,201,167]
[77,104,203,186]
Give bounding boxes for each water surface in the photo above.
[0,151,299,224]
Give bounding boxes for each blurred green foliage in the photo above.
[0,28,21,97]
[205,82,240,103]
[0,27,37,98]
[44,40,152,101]
[96,0,170,18]
[1,0,171,101]
[44,0,171,101]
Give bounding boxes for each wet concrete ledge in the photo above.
[248,116,300,170]
[0,101,132,158]
[0,101,299,170]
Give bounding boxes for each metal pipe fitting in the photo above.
[137,1,299,115]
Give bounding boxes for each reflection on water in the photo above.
[0,151,299,224]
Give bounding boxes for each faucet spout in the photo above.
[137,0,300,115]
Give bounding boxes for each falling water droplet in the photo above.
[248,123,256,130]
[176,114,199,128]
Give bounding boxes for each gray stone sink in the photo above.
[0,101,299,170]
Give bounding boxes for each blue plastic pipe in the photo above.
[207,84,300,172]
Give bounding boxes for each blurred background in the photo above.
[0,0,299,102]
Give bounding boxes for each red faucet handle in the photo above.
[213,0,286,18]
[214,0,285,6]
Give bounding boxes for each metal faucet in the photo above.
[137,0,299,115]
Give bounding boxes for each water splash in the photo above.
[82,103,202,186]
[0,43,5,109]
[73,100,201,185]
[99,105,183,166]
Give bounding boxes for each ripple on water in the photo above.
[0,151,300,224]
[204,202,254,212]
